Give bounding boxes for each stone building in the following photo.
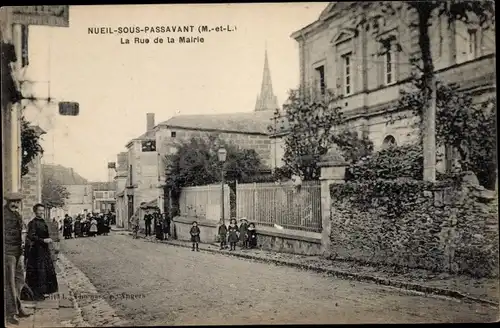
[114,50,280,223]
[90,181,116,213]
[114,113,159,230]
[42,164,91,218]
[114,152,129,228]
[270,2,496,169]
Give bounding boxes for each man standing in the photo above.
[4,192,32,325]
[144,209,153,237]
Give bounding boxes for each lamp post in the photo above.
[217,147,227,224]
[165,163,174,223]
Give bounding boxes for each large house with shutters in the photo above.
[270,2,496,170]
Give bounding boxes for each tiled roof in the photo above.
[42,164,88,185]
[90,181,115,191]
[158,111,276,135]
[125,130,155,147]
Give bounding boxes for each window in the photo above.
[170,131,176,138]
[314,65,326,96]
[128,165,133,186]
[468,30,477,60]
[384,45,396,85]
[382,135,397,149]
[342,53,352,96]
[141,140,156,152]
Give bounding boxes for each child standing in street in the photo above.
[218,220,228,250]
[239,218,249,249]
[247,222,257,249]
[89,217,98,237]
[227,218,239,251]
[190,221,201,251]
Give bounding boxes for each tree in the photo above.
[269,87,373,181]
[164,135,264,195]
[389,80,496,189]
[355,1,495,182]
[21,117,44,176]
[42,177,70,210]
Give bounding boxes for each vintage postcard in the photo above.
[1,3,498,326]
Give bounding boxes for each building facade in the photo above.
[1,6,70,205]
[42,164,92,217]
[114,152,128,228]
[90,181,116,213]
[270,2,496,169]
[114,50,280,224]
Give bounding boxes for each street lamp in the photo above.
[217,147,227,224]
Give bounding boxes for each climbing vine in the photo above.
[21,117,44,176]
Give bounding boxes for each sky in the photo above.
[23,3,327,182]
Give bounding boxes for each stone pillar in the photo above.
[318,145,349,258]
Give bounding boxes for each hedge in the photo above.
[330,179,498,278]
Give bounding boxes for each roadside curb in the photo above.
[139,235,498,307]
[57,254,129,327]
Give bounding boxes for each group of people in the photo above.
[4,192,59,325]
[189,217,257,251]
[61,212,113,239]
[143,207,172,241]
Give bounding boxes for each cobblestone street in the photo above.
[59,232,498,325]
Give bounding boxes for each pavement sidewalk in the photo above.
[8,260,84,328]
[124,229,499,307]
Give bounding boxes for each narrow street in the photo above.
[60,232,497,325]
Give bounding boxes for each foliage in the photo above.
[21,117,44,176]
[355,1,495,181]
[348,143,423,181]
[330,179,498,277]
[388,79,497,189]
[42,176,70,209]
[164,134,264,196]
[1,41,22,108]
[269,87,373,181]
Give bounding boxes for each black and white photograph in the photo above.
[1,2,498,326]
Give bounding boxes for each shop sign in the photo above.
[11,6,69,27]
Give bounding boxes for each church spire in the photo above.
[255,46,279,112]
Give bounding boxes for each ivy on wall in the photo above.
[21,117,44,176]
[330,180,498,278]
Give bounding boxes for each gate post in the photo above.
[318,145,348,258]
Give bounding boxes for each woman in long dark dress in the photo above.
[155,211,164,241]
[74,217,82,238]
[25,203,59,301]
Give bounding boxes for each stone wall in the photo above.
[172,216,218,243]
[21,154,42,223]
[172,216,322,255]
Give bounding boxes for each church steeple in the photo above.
[255,47,279,112]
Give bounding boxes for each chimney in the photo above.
[117,152,128,173]
[146,113,155,132]
[107,162,116,183]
